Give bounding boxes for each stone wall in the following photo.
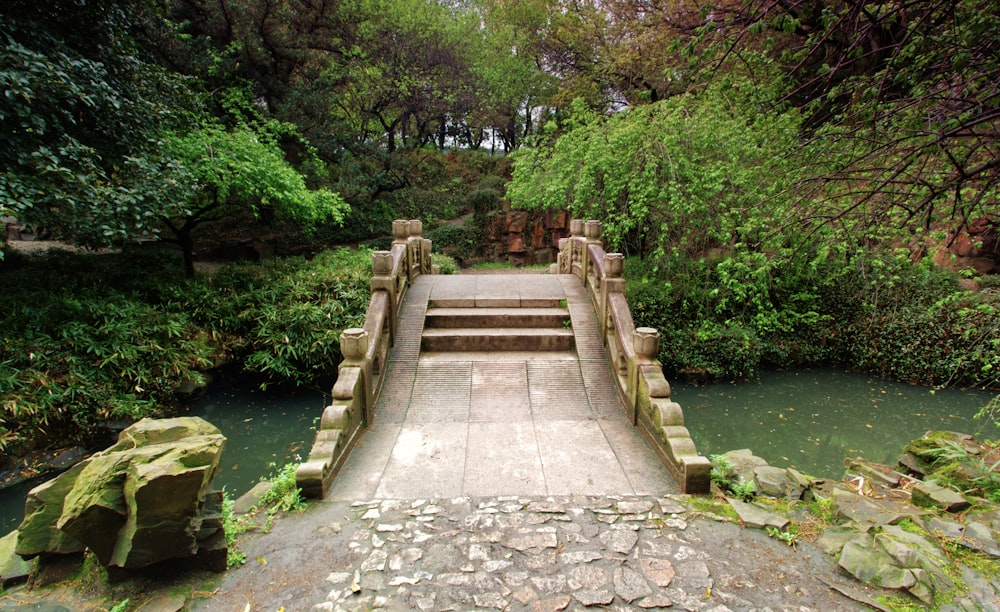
[483,208,572,266]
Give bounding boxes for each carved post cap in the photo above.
[634,327,660,359]
[372,251,393,276]
[570,219,584,236]
[392,220,409,241]
[340,328,369,360]
[584,220,602,241]
[408,219,423,237]
[605,253,624,277]
[558,237,569,250]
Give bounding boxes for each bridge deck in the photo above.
[327,273,678,499]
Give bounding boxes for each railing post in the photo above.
[392,219,409,245]
[569,219,584,278]
[629,327,660,424]
[600,253,625,338]
[556,238,570,274]
[407,219,423,281]
[370,251,397,344]
[582,220,602,283]
[340,328,372,423]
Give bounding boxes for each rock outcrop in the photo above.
[713,434,1000,609]
[15,417,227,571]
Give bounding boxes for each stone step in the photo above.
[429,296,564,309]
[421,328,575,352]
[423,307,570,329]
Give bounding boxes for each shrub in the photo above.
[183,248,371,387]
[0,247,374,454]
[426,223,482,262]
[0,249,217,453]
[626,248,1000,388]
[465,187,502,224]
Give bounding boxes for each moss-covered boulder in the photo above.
[16,417,226,570]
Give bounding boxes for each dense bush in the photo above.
[0,247,373,455]
[186,249,371,386]
[426,222,483,262]
[0,249,216,453]
[628,251,1000,389]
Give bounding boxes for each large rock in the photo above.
[16,417,226,570]
[0,531,31,587]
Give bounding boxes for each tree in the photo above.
[163,122,349,276]
[508,83,802,259]
[0,0,198,253]
[689,0,1000,249]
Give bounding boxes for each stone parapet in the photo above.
[297,220,435,499]
[555,220,710,494]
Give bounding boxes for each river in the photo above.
[678,367,997,479]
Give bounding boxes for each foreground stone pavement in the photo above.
[194,495,879,611]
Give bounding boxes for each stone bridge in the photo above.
[296,220,710,499]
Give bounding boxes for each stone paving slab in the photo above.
[190,495,872,611]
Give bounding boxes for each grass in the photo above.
[223,462,307,568]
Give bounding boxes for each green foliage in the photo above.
[433,253,460,275]
[0,247,373,454]
[728,479,758,502]
[221,492,248,567]
[0,1,198,249]
[708,453,756,501]
[765,526,798,547]
[974,396,1000,434]
[466,187,503,225]
[109,599,130,612]
[840,256,1000,389]
[187,249,371,387]
[161,119,349,276]
[918,439,1000,502]
[0,249,216,453]
[426,223,482,262]
[257,462,307,515]
[167,124,347,229]
[626,246,1000,387]
[708,453,734,488]
[509,84,802,260]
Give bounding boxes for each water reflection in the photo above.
[679,368,996,479]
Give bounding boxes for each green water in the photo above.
[0,374,326,534]
[678,368,997,479]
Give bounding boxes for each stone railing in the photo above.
[556,219,711,493]
[297,220,435,498]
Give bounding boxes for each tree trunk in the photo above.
[179,229,196,278]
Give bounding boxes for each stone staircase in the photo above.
[421,301,575,353]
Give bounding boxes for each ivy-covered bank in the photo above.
[0,247,375,462]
